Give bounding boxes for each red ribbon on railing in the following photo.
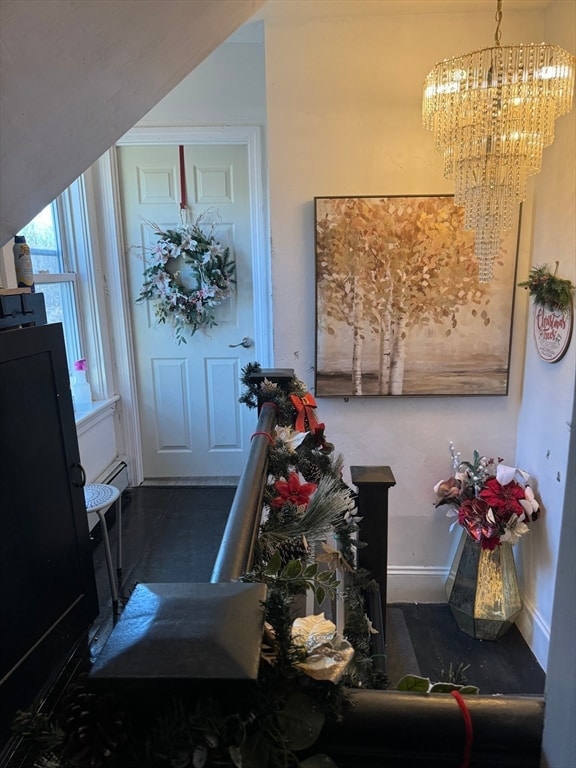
[451,690,473,768]
[251,431,274,445]
[290,393,320,433]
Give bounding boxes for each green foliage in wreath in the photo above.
[518,262,574,311]
[136,216,236,344]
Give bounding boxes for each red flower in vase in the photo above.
[479,477,526,521]
[270,472,317,509]
[458,497,501,549]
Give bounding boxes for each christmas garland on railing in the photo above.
[238,362,383,691]
[12,364,382,768]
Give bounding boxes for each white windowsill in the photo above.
[74,395,120,433]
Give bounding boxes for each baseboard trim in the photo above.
[141,476,239,487]
[515,594,550,673]
[387,566,449,603]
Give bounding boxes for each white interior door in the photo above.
[118,143,256,481]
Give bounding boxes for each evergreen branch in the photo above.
[518,263,574,310]
[261,475,355,548]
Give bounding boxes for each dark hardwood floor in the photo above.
[386,603,545,694]
[88,485,236,659]
[88,486,544,696]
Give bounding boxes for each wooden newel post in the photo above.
[350,466,396,665]
[249,368,295,410]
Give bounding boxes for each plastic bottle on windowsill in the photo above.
[71,359,92,413]
[13,235,35,292]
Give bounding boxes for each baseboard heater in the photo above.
[87,458,129,532]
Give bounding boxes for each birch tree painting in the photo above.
[315,196,518,397]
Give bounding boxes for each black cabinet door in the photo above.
[0,323,99,741]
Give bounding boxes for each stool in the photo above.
[84,484,122,609]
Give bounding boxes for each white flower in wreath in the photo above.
[161,239,183,259]
[152,243,171,264]
[152,270,172,296]
[202,283,217,299]
[209,244,224,258]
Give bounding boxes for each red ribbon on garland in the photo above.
[179,145,187,211]
[290,393,320,433]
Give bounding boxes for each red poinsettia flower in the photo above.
[270,472,317,509]
[479,478,526,521]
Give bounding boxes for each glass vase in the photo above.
[446,531,522,640]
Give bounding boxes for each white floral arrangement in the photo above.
[137,215,236,344]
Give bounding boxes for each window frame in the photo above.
[6,175,114,403]
[32,271,82,371]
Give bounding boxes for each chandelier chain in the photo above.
[494,0,502,47]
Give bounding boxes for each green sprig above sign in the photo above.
[518,262,574,311]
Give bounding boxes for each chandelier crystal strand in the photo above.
[423,9,575,282]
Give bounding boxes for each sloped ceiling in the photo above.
[0,0,265,247]
[0,0,552,247]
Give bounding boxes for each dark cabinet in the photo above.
[0,323,98,744]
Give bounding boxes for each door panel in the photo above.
[152,358,191,451]
[206,357,243,449]
[118,144,255,479]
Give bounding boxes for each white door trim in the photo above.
[91,150,144,486]
[96,125,271,486]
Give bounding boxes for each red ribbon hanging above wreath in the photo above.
[290,393,320,433]
[179,145,187,211]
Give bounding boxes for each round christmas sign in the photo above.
[533,303,573,363]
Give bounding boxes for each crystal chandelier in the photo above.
[422,1,575,281]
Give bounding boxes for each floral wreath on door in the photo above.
[136,212,236,344]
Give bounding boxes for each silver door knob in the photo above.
[228,337,252,349]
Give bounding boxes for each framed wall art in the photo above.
[314,195,520,397]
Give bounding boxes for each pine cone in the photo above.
[257,540,277,568]
[299,459,323,484]
[276,535,310,568]
[62,681,127,766]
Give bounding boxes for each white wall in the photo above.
[138,26,266,127]
[262,0,548,601]
[514,0,576,670]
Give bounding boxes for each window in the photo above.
[17,173,110,404]
[20,203,82,371]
